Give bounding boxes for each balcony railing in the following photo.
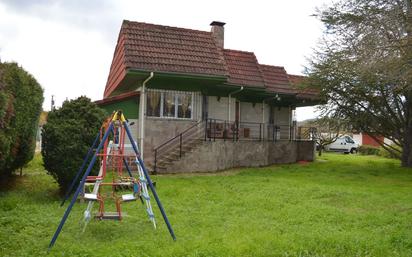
[152,118,315,173]
[205,119,313,142]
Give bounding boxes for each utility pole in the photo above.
[51,95,55,111]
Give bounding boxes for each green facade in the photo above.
[100,98,139,119]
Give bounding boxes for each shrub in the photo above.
[41,96,107,193]
[358,145,380,156]
[0,62,44,176]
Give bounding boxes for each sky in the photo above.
[0,0,331,121]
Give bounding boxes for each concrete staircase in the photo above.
[154,138,204,172]
[152,121,205,173]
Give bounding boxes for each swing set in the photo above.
[48,111,175,251]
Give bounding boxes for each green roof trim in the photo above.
[127,69,227,82]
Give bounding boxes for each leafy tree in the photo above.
[308,0,412,166]
[41,96,107,193]
[0,62,44,176]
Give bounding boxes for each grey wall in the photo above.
[208,96,235,121]
[141,118,198,164]
[160,140,315,173]
[240,102,269,123]
[273,107,292,140]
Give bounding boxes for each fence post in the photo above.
[213,120,216,142]
[236,121,239,141]
[209,119,212,141]
[204,120,207,141]
[272,125,275,142]
[179,133,182,158]
[231,122,234,142]
[224,120,226,141]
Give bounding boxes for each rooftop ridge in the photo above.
[123,20,212,35]
[260,64,287,70]
[223,48,255,54]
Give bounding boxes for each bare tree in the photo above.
[308,117,344,156]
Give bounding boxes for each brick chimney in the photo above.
[210,21,225,48]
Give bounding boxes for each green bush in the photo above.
[0,62,44,176]
[41,96,107,193]
[378,145,402,159]
[358,145,380,155]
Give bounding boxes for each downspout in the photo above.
[228,86,244,122]
[140,72,154,159]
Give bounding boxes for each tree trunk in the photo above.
[318,148,322,157]
[402,0,412,167]
[402,94,412,167]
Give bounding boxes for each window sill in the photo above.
[146,116,196,122]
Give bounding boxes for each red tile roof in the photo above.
[105,33,128,97]
[103,20,319,102]
[122,21,227,74]
[104,20,228,97]
[223,49,264,88]
[260,64,295,94]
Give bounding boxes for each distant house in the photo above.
[96,20,320,173]
[352,132,392,147]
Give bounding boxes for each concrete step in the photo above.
[154,137,205,172]
[157,142,202,164]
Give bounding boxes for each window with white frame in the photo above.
[146,90,193,119]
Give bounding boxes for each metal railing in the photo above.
[153,120,205,173]
[153,118,316,172]
[205,119,298,142]
[296,126,317,140]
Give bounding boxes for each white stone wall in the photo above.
[207,96,235,121]
[352,133,362,145]
[273,107,292,140]
[239,102,270,123]
[273,107,291,125]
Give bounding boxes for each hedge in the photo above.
[0,62,44,176]
[358,144,402,160]
[41,96,107,192]
[358,145,380,156]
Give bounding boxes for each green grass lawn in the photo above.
[1,153,412,256]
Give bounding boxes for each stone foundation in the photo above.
[158,140,315,173]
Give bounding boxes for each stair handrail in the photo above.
[153,120,204,173]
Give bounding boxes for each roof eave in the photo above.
[127,68,228,82]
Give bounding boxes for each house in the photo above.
[352,132,393,147]
[96,20,320,173]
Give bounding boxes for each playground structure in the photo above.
[48,111,176,251]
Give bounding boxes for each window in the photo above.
[177,93,192,119]
[345,136,354,144]
[147,91,161,117]
[147,90,193,119]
